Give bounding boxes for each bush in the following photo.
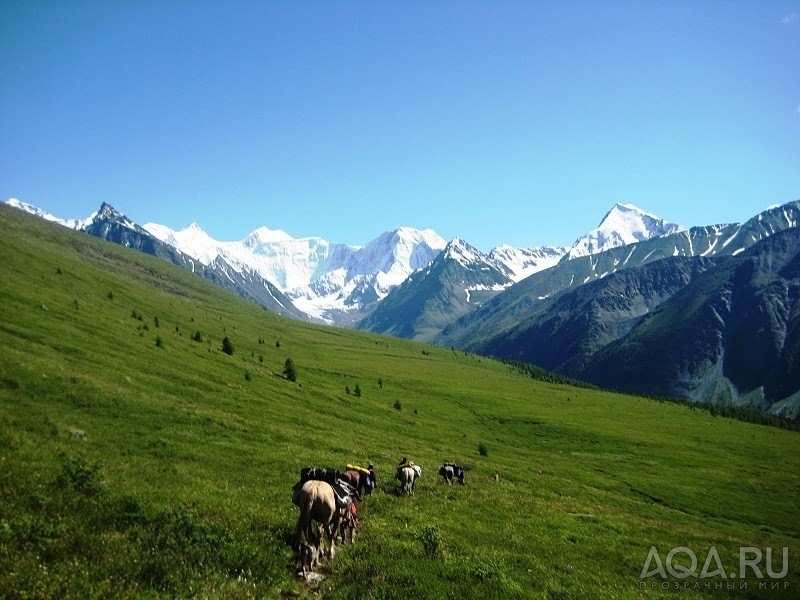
[55,453,104,497]
[416,524,443,558]
[478,443,488,457]
[155,336,164,348]
[191,330,203,343]
[221,336,234,356]
[394,400,402,411]
[354,383,362,397]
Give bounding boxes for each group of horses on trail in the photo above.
[291,458,465,578]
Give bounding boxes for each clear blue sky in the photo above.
[2,1,799,251]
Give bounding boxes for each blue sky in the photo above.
[2,1,799,251]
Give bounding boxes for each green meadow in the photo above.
[1,204,798,599]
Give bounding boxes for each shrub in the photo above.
[478,443,488,457]
[345,385,351,395]
[416,524,443,558]
[191,330,203,343]
[221,336,235,356]
[244,370,252,381]
[394,400,402,411]
[155,336,164,348]
[354,383,362,397]
[55,453,104,497]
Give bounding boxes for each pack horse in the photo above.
[292,467,358,575]
[342,463,377,497]
[396,460,422,495]
[439,463,465,485]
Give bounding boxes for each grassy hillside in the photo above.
[1,204,798,599]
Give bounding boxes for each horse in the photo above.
[342,464,377,498]
[396,464,422,495]
[338,499,359,545]
[439,463,465,485]
[294,479,348,565]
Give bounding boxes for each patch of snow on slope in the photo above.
[489,244,567,281]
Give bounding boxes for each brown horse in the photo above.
[342,464,377,497]
[294,480,344,563]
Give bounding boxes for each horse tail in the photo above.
[296,488,315,542]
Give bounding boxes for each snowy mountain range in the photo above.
[6,197,688,325]
[8,194,800,418]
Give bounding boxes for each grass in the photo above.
[0,203,798,599]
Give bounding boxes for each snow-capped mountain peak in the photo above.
[243,226,294,247]
[7,197,96,230]
[350,227,446,293]
[564,203,685,260]
[444,237,486,268]
[143,221,221,263]
[95,202,141,231]
[394,226,446,249]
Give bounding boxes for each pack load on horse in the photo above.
[293,467,359,507]
[343,463,377,496]
[439,462,465,485]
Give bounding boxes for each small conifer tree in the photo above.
[283,357,297,382]
[222,336,235,356]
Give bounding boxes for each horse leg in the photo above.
[325,522,336,559]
